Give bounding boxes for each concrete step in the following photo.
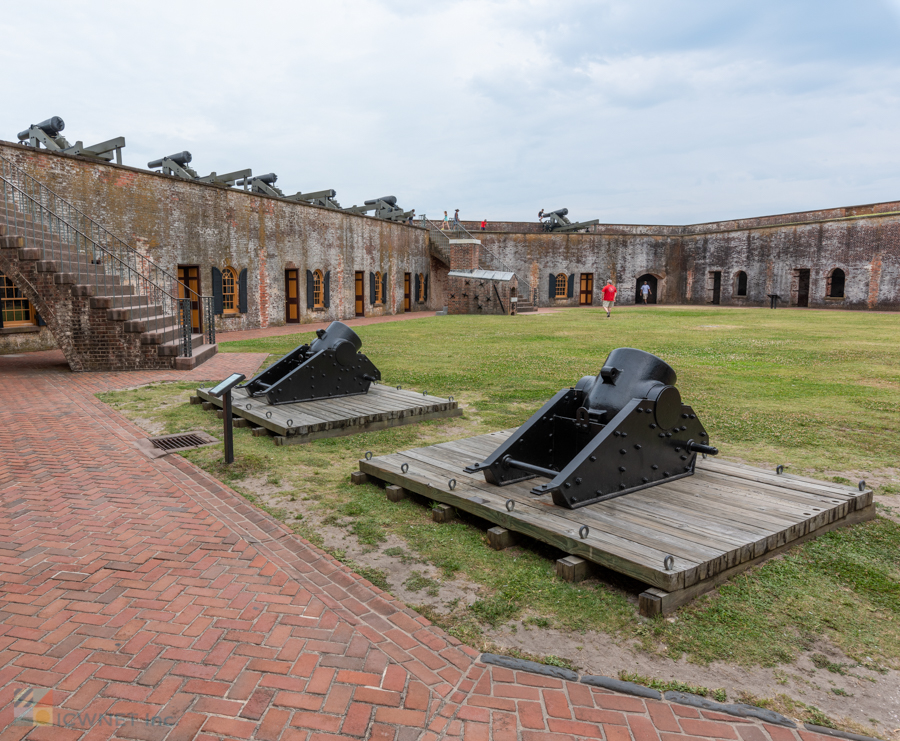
[141,322,182,346]
[157,332,206,357]
[173,343,218,370]
[123,312,175,332]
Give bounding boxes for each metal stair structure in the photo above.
[0,154,217,371]
[424,219,537,312]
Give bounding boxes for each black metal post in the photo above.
[223,390,235,464]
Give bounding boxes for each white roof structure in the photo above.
[447,269,515,282]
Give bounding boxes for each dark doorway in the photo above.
[285,269,299,323]
[736,271,748,296]
[709,271,721,305]
[404,273,411,312]
[797,269,810,307]
[828,269,845,298]
[177,265,202,333]
[355,271,365,317]
[579,273,593,305]
[635,274,658,304]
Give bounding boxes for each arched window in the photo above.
[313,269,324,308]
[222,267,237,314]
[555,273,568,299]
[0,271,36,326]
[735,271,748,297]
[375,271,383,303]
[828,268,845,298]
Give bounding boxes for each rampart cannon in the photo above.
[240,321,381,405]
[465,348,717,508]
[542,207,600,233]
[18,115,126,164]
[148,150,252,187]
[346,195,413,222]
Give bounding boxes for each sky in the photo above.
[2,0,900,225]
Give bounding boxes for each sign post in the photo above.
[208,373,246,464]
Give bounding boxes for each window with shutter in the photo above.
[555,273,567,299]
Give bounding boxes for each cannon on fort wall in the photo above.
[240,321,381,405]
[148,150,253,187]
[18,116,126,164]
[465,348,718,508]
[542,207,600,233]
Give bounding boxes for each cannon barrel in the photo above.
[148,151,192,168]
[237,173,277,186]
[364,196,397,207]
[309,320,362,358]
[548,208,568,217]
[18,116,65,141]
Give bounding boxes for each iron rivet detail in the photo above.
[620,448,627,454]
[652,464,659,470]
[618,466,626,472]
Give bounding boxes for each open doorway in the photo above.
[795,269,810,307]
[708,271,721,304]
[635,274,658,304]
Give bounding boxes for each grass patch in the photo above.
[619,671,727,702]
[97,307,900,673]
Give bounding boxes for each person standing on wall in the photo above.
[601,279,617,318]
[442,211,449,230]
[480,218,487,231]
[640,280,652,304]
[538,208,545,222]
[453,209,461,228]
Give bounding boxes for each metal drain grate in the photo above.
[136,430,218,459]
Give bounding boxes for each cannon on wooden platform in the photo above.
[541,207,599,233]
[240,321,381,405]
[18,116,126,164]
[464,348,717,508]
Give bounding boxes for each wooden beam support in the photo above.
[386,485,407,503]
[350,471,368,485]
[189,396,203,405]
[201,401,215,411]
[556,555,589,583]
[488,526,515,550]
[432,503,454,523]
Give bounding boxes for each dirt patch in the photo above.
[132,416,166,436]
[696,325,741,330]
[485,624,900,737]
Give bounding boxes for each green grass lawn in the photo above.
[99,306,900,725]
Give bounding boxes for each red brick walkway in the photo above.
[0,351,836,741]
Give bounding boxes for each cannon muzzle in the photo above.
[687,440,719,456]
[365,196,397,206]
[18,116,65,141]
[148,151,192,168]
[548,208,568,217]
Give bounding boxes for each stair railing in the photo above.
[0,154,215,355]
[424,217,535,305]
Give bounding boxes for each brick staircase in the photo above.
[0,155,217,371]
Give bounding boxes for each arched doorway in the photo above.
[635,274,658,304]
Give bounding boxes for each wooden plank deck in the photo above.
[357,430,875,615]
[196,383,462,444]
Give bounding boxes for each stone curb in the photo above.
[664,691,796,728]
[480,653,579,681]
[480,653,810,729]
[804,724,881,741]
[583,675,662,700]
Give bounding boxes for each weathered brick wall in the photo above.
[477,212,900,310]
[448,274,516,315]
[0,142,434,337]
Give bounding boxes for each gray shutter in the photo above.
[306,270,314,309]
[323,271,331,308]
[424,275,429,301]
[238,269,248,313]
[212,267,223,315]
[381,272,388,305]
[548,274,556,300]
[567,273,575,299]
[414,273,420,302]
[370,272,376,305]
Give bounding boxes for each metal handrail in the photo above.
[424,217,535,304]
[0,154,215,353]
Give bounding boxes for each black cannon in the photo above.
[240,321,381,405]
[18,115,126,164]
[542,207,600,233]
[148,151,193,169]
[464,348,717,508]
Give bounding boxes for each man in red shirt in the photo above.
[601,280,617,318]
